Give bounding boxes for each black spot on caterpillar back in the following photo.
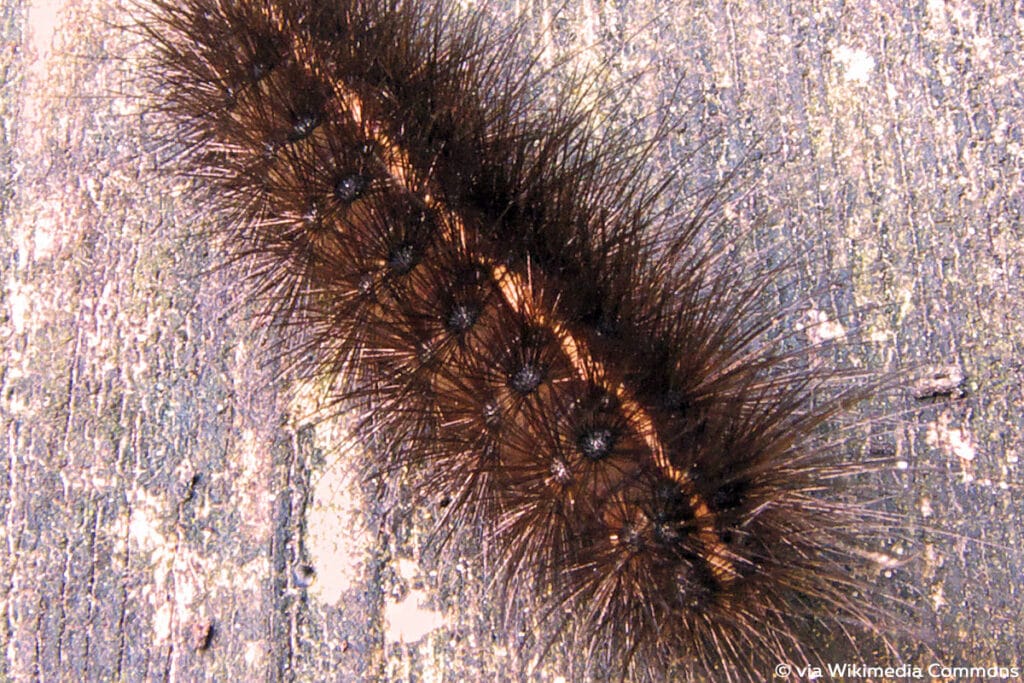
[116,0,1021,680]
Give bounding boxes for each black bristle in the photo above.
[136,1,916,680]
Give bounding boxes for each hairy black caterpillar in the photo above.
[131,0,918,679]
[4,0,1022,681]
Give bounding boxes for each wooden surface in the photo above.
[2,0,1022,680]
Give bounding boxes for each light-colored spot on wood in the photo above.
[384,588,446,644]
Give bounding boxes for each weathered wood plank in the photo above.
[1,0,1021,680]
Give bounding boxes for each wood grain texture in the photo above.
[1,0,1021,680]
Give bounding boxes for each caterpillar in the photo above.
[132,0,923,680]
[132,1,909,679]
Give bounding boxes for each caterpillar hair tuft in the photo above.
[127,0,971,680]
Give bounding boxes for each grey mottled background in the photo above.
[1,0,1021,680]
